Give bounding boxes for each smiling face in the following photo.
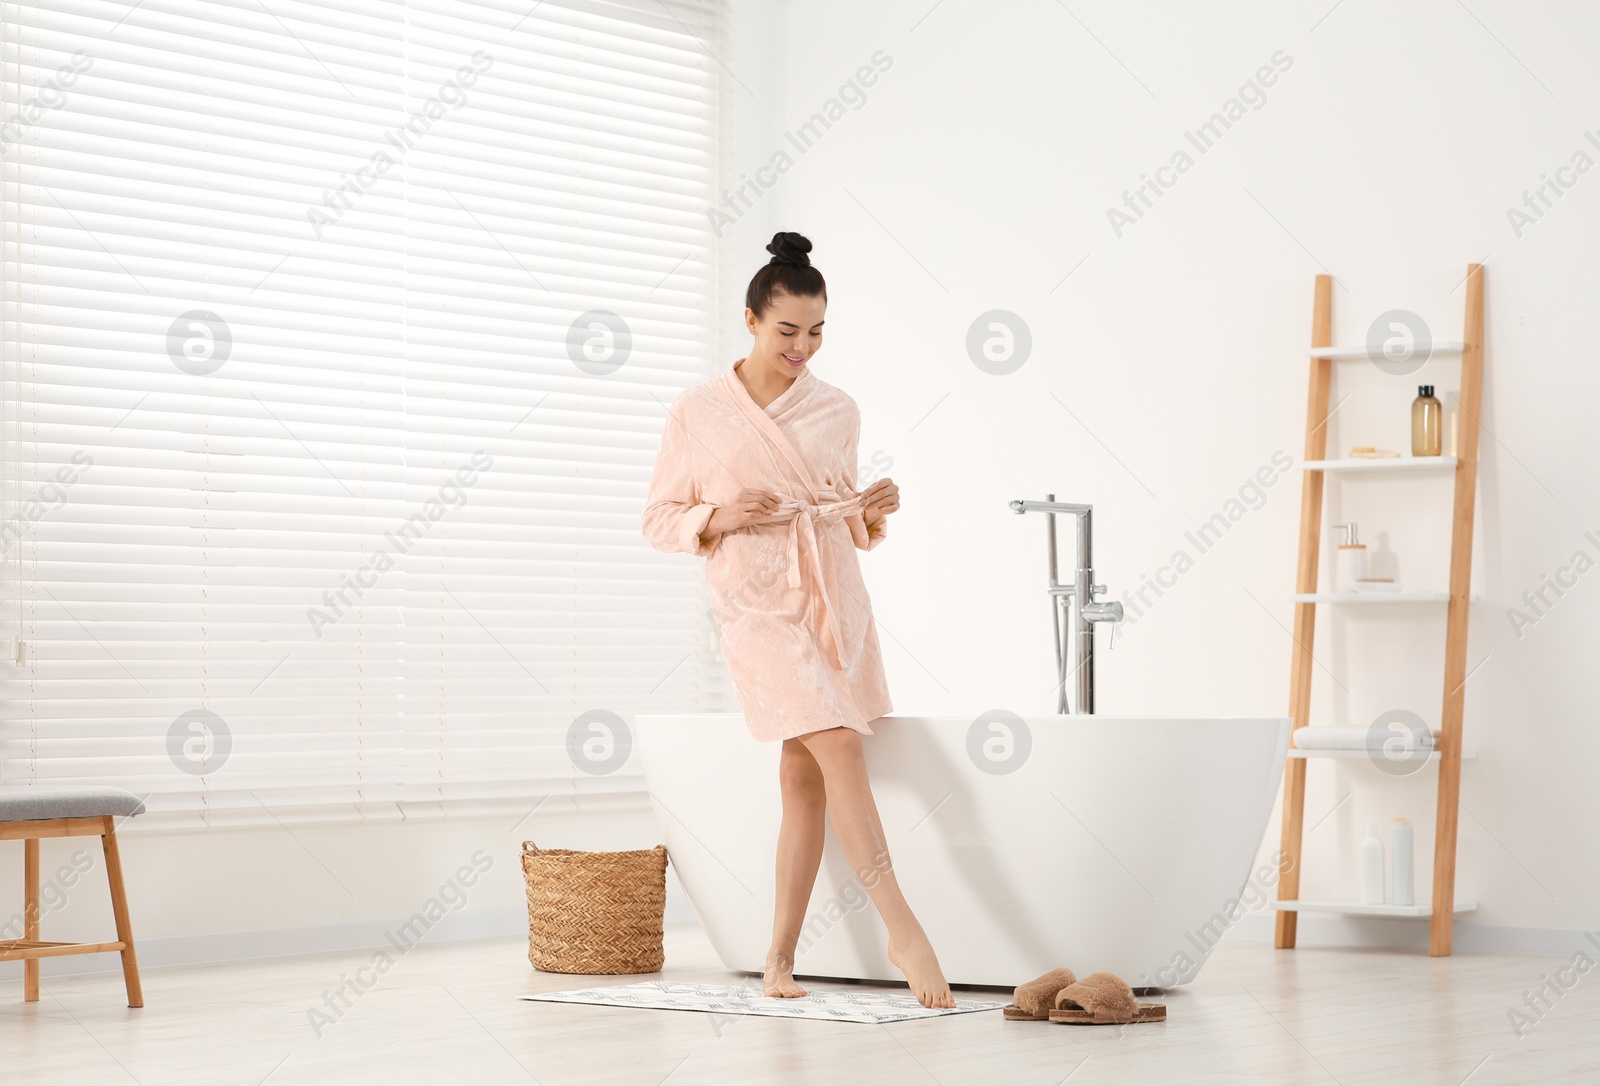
[744,290,826,382]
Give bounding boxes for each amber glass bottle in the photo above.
[1411,385,1442,456]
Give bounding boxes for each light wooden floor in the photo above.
[4,923,1597,1084]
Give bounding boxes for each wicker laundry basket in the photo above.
[521,841,668,974]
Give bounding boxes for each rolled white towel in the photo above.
[1293,725,1436,751]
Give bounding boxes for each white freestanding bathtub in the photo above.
[632,713,1290,989]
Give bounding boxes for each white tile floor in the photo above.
[4,923,1597,1084]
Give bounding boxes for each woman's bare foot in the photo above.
[763,949,807,998]
[887,934,955,1009]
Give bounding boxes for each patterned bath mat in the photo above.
[520,980,1003,1024]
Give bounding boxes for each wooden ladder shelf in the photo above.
[1274,265,1485,957]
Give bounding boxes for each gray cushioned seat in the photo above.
[0,785,145,821]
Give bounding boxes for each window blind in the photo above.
[0,0,726,827]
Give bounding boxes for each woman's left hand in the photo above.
[861,477,899,526]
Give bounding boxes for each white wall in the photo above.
[712,0,1600,947]
[7,0,1594,984]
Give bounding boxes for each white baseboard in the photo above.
[13,898,1582,983]
[1225,910,1594,957]
[2,890,701,980]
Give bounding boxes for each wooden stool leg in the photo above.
[100,823,143,1008]
[24,837,40,1002]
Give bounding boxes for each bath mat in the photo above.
[520,980,1003,1024]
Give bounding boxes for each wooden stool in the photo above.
[0,785,145,1007]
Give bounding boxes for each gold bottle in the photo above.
[1412,384,1442,457]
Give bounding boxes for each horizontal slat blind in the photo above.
[0,0,726,827]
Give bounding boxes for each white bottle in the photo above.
[1360,822,1385,905]
[1391,818,1414,907]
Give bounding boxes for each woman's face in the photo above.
[744,291,826,377]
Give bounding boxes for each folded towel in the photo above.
[1293,725,1436,751]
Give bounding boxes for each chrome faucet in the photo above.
[1008,495,1124,714]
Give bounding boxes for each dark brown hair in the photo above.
[745,231,827,319]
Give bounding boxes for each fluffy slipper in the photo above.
[1003,966,1078,1021]
[1047,972,1166,1025]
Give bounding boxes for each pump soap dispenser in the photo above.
[1332,523,1368,594]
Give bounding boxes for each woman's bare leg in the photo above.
[796,725,954,1008]
[765,737,827,997]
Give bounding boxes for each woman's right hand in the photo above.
[701,488,785,541]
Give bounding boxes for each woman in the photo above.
[641,231,954,1009]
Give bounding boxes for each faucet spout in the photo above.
[1010,498,1093,516]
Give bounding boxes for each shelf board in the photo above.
[1291,591,1479,604]
[1273,899,1478,919]
[1288,748,1477,762]
[1306,341,1466,360]
[1301,456,1457,473]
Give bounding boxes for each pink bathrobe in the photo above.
[641,359,892,742]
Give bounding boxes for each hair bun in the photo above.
[766,231,813,267]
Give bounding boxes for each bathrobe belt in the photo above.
[774,492,867,671]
